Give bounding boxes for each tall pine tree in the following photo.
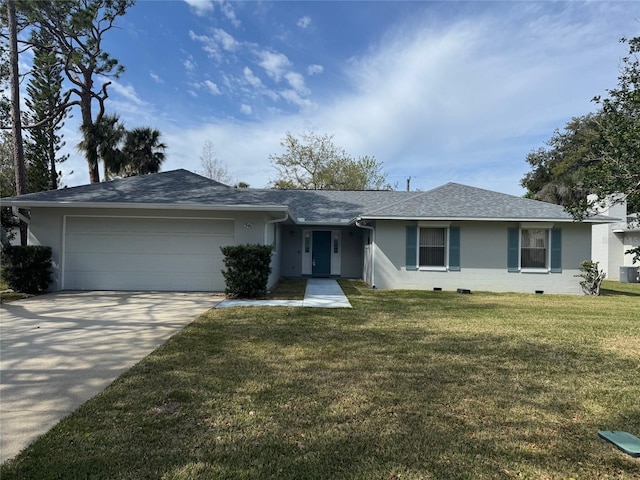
[24,28,68,192]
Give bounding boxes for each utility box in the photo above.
[619,266,640,283]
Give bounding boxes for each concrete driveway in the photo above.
[0,291,221,463]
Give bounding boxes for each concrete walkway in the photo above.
[0,291,221,463]
[217,278,352,309]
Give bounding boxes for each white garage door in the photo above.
[63,216,234,291]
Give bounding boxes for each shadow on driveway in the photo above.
[0,291,221,463]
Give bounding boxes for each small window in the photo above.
[333,236,339,253]
[304,234,310,253]
[419,228,446,267]
[521,229,547,269]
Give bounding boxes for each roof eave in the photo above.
[357,215,614,223]
[2,200,290,213]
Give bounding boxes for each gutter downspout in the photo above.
[356,218,375,288]
[264,212,289,245]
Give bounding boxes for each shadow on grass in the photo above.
[601,288,640,297]
[3,304,640,479]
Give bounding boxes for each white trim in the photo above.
[518,227,550,273]
[419,266,448,272]
[7,201,288,212]
[417,226,450,270]
[520,222,554,229]
[331,230,342,276]
[418,221,451,227]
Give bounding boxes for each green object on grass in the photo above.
[598,431,640,458]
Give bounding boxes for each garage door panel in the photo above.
[63,217,233,291]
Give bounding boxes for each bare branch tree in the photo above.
[199,139,232,184]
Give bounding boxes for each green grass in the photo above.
[266,278,307,300]
[2,281,640,479]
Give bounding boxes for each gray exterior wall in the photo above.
[27,207,275,291]
[372,220,591,294]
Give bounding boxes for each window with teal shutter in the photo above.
[507,228,519,272]
[449,226,460,271]
[550,228,562,273]
[406,226,417,270]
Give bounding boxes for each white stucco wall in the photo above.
[372,220,591,295]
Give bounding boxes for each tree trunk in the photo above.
[7,0,29,245]
[80,94,100,184]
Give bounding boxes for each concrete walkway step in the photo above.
[217,279,352,309]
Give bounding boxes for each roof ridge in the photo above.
[360,190,431,217]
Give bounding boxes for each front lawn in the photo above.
[2,281,639,479]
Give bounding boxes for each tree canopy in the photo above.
[20,0,135,183]
[270,131,390,190]
[521,36,640,261]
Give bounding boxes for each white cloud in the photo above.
[243,67,263,88]
[219,1,241,27]
[213,28,240,52]
[108,80,146,106]
[297,15,312,29]
[149,72,164,83]
[284,72,309,96]
[307,64,324,76]
[204,80,221,95]
[189,30,222,60]
[240,104,252,115]
[256,50,291,81]
[183,0,214,16]
[183,57,197,71]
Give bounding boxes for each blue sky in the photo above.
[55,0,639,194]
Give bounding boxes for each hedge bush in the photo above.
[221,244,272,298]
[1,245,52,294]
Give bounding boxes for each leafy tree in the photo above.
[270,131,390,190]
[522,37,640,261]
[587,37,640,217]
[22,0,135,183]
[521,114,602,208]
[199,139,232,184]
[24,27,68,192]
[119,127,166,176]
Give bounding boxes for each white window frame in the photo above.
[417,226,448,271]
[520,228,550,273]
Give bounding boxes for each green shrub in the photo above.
[575,260,606,296]
[221,244,272,298]
[1,245,52,294]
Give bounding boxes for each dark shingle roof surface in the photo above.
[2,169,609,223]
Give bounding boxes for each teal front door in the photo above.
[312,231,331,276]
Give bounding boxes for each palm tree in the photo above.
[77,114,126,181]
[120,127,166,177]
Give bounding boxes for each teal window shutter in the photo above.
[406,226,417,270]
[507,227,519,272]
[449,226,460,271]
[550,228,562,273]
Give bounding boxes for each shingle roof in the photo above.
[1,169,279,209]
[359,182,581,221]
[1,169,611,223]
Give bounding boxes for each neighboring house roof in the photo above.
[0,169,613,224]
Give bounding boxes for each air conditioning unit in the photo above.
[620,266,640,283]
